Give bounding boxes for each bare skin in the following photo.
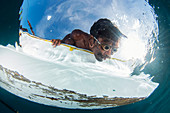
[51,29,119,62]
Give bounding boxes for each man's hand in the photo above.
[51,39,62,47]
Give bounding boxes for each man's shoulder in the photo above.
[72,29,89,36]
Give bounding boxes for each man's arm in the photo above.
[61,34,75,45]
[51,29,87,47]
[51,33,74,47]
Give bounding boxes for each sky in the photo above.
[20,0,158,47]
[20,0,123,39]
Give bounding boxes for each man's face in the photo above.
[93,37,119,62]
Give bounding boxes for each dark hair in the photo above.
[90,18,127,41]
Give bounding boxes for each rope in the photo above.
[21,31,126,62]
[0,99,19,113]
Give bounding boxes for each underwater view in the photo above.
[0,0,169,113]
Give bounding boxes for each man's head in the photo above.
[89,18,126,62]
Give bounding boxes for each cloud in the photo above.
[36,0,114,39]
